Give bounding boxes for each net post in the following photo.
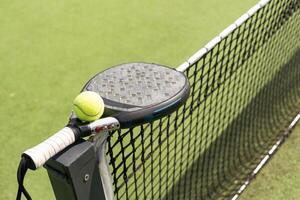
[44,139,107,200]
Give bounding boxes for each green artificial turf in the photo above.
[1,0,299,199]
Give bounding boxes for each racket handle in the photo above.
[22,127,76,169]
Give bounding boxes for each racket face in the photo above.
[83,63,190,128]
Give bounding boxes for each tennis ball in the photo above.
[73,91,105,122]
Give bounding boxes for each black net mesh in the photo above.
[106,0,300,199]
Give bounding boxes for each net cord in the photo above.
[176,0,271,72]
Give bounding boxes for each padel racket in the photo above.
[17,62,190,200]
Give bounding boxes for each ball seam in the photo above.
[73,103,100,117]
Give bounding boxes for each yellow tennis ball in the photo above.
[73,91,105,122]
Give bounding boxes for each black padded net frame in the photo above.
[105,0,300,199]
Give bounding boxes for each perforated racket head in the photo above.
[83,63,190,128]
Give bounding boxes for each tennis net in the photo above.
[106,0,300,199]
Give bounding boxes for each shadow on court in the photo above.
[164,48,300,200]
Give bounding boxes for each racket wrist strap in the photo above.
[16,157,32,200]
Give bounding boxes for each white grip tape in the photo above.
[23,127,75,169]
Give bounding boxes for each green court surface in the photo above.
[0,0,299,199]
